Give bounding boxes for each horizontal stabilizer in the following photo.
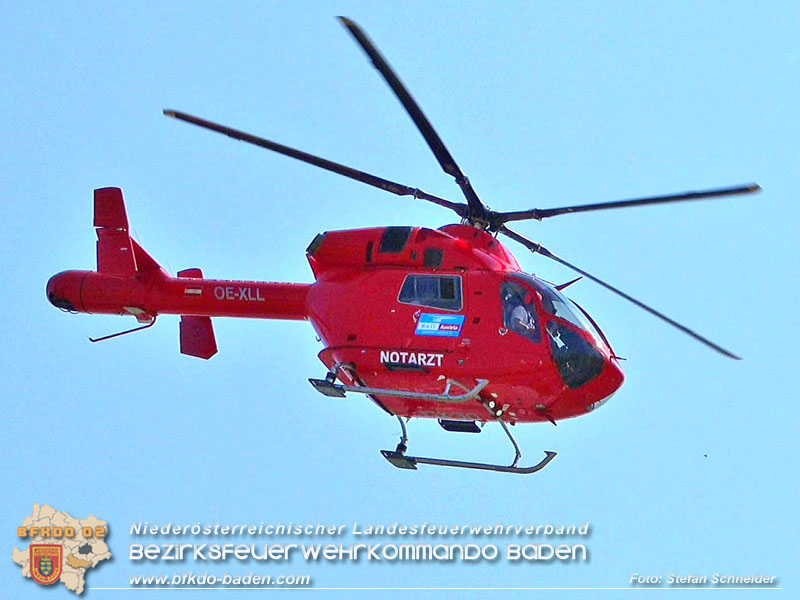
[177,269,217,359]
[180,315,218,360]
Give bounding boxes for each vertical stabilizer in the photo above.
[94,187,137,276]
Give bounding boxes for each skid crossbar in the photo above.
[309,377,489,403]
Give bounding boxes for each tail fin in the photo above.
[94,187,164,276]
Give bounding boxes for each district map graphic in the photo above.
[13,504,111,595]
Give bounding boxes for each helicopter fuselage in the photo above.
[306,224,624,423]
[48,214,624,425]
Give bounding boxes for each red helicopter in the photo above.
[47,18,759,474]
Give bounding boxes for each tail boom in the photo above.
[47,270,310,321]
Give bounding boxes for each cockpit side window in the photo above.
[501,280,541,343]
[398,274,463,311]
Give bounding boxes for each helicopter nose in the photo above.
[590,357,625,411]
[46,274,59,305]
[605,357,625,391]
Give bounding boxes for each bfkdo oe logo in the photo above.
[13,504,111,595]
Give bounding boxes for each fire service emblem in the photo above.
[30,544,62,586]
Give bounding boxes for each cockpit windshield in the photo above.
[509,273,607,389]
[512,274,604,344]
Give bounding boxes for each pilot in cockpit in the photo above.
[503,285,538,338]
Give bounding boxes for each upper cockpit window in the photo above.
[533,281,585,329]
[399,274,462,311]
[571,299,613,352]
[514,274,592,332]
[501,279,541,343]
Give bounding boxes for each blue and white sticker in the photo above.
[415,313,466,337]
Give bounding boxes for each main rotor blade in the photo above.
[338,17,488,219]
[496,184,761,223]
[499,226,741,359]
[163,110,467,216]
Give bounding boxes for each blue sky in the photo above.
[2,2,797,598]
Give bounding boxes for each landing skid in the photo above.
[381,415,557,475]
[308,371,556,475]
